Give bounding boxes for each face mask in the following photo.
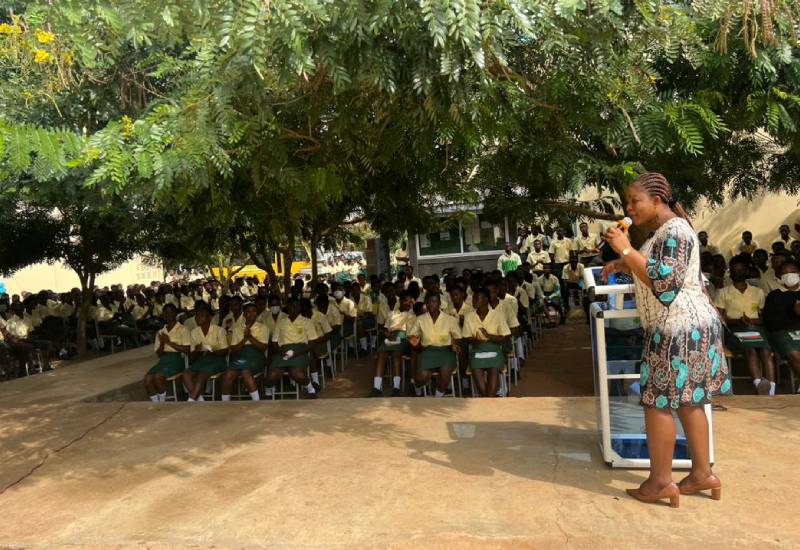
[333,290,344,300]
[269,306,281,315]
[781,273,800,288]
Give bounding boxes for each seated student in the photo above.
[731,230,760,257]
[212,295,231,327]
[95,294,140,348]
[131,294,162,331]
[179,287,195,313]
[497,242,522,275]
[761,251,789,294]
[143,303,190,402]
[697,230,720,256]
[376,282,399,330]
[0,303,37,377]
[185,302,229,402]
[222,295,246,333]
[349,283,374,352]
[538,263,564,325]
[403,265,422,289]
[302,297,331,391]
[714,256,776,395]
[463,288,511,397]
[259,294,285,331]
[265,297,319,399]
[331,281,357,342]
[221,302,269,401]
[370,290,417,397]
[779,224,796,249]
[406,280,422,304]
[506,274,530,334]
[561,251,585,308]
[407,292,462,397]
[521,271,545,313]
[764,260,800,391]
[445,284,472,392]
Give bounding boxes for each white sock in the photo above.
[769,382,776,396]
[359,337,368,348]
[197,395,205,402]
[434,390,445,398]
[306,382,316,394]
[311,372,320,384]
[187,397,195,402]
[221,394,231,401]
[265,386,274,397]
[149,395,159,402]
[374,377,383,391]
[393,376,401,390]
[326,358,333,367]
[461,376,470,390]
[414,384,423,396]
[753,378,762,388]
[249,390,260,401]
[157,392,167,402]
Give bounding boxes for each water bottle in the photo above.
[607,273,617,285]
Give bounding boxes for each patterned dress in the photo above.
[633,217,731,409]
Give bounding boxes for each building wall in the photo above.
[1,256,164,296]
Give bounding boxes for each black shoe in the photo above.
[391,387,403,397]
[369,388,384,397]
[307,391,318,399]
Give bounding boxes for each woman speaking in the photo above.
[601,172,731,508]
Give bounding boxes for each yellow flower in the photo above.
[64,51,75,65]
[35,29,55,44]
[0,23,22,35]
[121,115,134,138]
[34,49,51,64]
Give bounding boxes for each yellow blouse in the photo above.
[355,295,373,316]
[310,309,333,337]
[462,309,511,341]
[377,295,399,325]
[190,324,229,351]
[155,322,190,353]
[230,321,270,347]
[407,312,462,346]
[272,315,319,346]
[334,297,357,318]
[385,309,416,333]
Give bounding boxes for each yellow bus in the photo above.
[212,248,312,283]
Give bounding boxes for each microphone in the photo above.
[600,217,633,249]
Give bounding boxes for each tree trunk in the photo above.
[75,271,95,356]
[310,237,319,285]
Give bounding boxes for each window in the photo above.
[418,221,462,256]
[462,215,505,253]
[416,215,509,258]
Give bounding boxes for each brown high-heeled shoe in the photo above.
[678,474,722,500]
[626,482,680,508]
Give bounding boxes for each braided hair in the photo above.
[633,172,692,227]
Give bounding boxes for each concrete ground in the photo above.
[1,324,799,549]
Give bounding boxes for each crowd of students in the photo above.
[3,219,800,398]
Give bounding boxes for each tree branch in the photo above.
[539,200,621,221]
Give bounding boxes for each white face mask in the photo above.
[333,290,344,300]
[269,306,281,315]
[781,273,800,288]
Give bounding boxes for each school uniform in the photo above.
[189,324,229,374]
[334,297,357,335]
[500,294,520,329]
[539,274,561,297]
[714,284,770,351]
[148,322,190,376]
[404,276,422,290]
[270,315,319,369]
[527,250,551,272]
[447,301,473,328]
[376,295,399,326]
[462,309,511,369]
[548,238,572,278]
[497,252,522,275]
[379,309,416,353]
[514,287,530,310]
[407,312,461,372]
[759,268,783,294]
[221,312,247,332]
[573,234,600,264]
[309,310,333,355]
[179,295,195,311]
[229,321,269,373]
[4,314,33,339]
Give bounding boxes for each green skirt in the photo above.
[725,325,772,352]
[271,343,309,370]
[147,352,185,377]
[469,342,505,370]
[418,346,457,373]
[190,353,227,375]
[379,331,407,353]
[312,340,329,356]
[359,315,376,331]
[229,346,266,373]
[768,330,800,357]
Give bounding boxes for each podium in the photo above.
[583,266,715,469]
